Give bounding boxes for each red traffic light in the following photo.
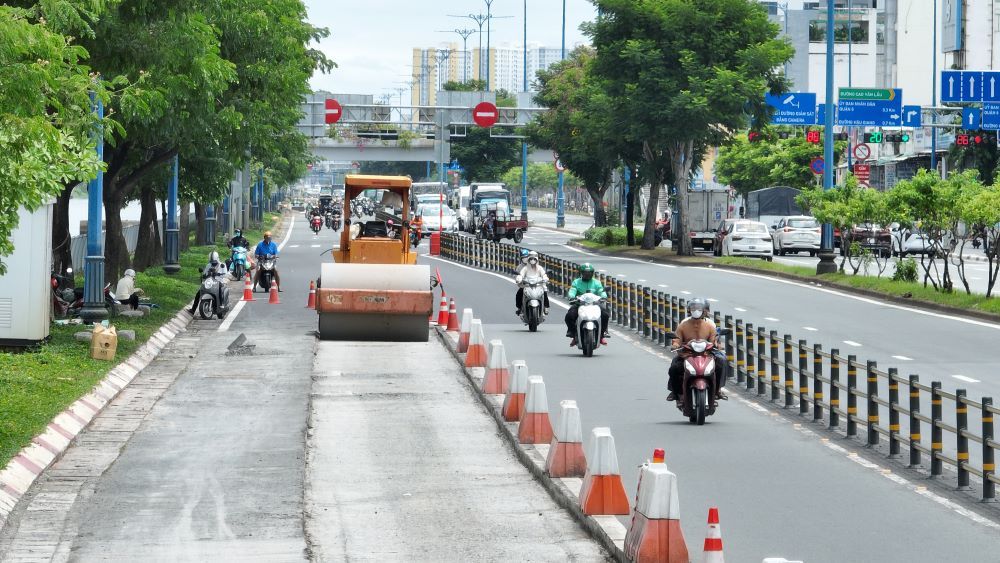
[975,135,984,144]
[957,134,970,146]
[748,131,762,142]
[806,130,821,144]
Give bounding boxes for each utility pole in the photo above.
[80,89,107,323]
[816,0,837,275]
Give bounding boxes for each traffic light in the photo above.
[957,132,994,146]
[806,130,821,144]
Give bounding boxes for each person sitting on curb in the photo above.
[114,269,143,310]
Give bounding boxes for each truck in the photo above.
[466,183,527,242]
[746,186,803,230]
[452,185,471,231]
[672,189,732,251]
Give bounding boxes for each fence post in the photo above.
[983,397,995,502]
[888,368,901,458]
[846,355,858,437]
[670,295,679,330]
[867,360,879,447]
[783,334,794,408]
[725,316,735,383]
[769,330,779,401]
[812,343,823,421]
[908,375,921,468]
[642,286,652,339]
[830,349,840,428]
[798,340,809,415]
[657,292,666,345]
[956,388,971,490]
[745,323,755,391]
[931,381,943,477]
[757,327,767,396]
[735,319,745,384]
[629,283,638,331]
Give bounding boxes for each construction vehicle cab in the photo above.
[317,175,433,342]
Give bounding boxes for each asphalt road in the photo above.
[528,208,593,234]
[423,250,1000,562]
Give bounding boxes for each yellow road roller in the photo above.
[316,175,434,341]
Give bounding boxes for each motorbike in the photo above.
[330,210,342,231]
[256,254,277,292]
[196,267,230,320]
[229,246,249,280]
[572,292,605,357]
[665,329,731,425]
[324,211,334,229]
[51,267,80,318]
[310,215,323,234]
[518,276,547,332]
[410,223,422,248]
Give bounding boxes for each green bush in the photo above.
[583,226,644,246]
[892,257,919,283]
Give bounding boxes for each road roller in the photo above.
[316,175,434,341]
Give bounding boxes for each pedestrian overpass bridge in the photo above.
[307,138,555,163]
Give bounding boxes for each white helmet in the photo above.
[124,268,136,278]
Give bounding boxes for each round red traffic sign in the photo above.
[472,101,499,128]
[810,157,825,175]
[324,98,342,124]
[853,143,871,161]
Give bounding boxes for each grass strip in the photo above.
[0,213,278,467]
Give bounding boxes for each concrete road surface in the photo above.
[423,248,1000,563]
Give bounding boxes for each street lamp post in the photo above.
[816,0,837,275]
[931,1,938,174]
[521,0,529,221]
[164,155,181,274]
[555,0,567,228]
[449,13,489,85]
[437,29,478,82]
[80,90,108,324]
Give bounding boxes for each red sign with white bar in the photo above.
[324,98,342,124]
[472,101,498,128]
[853,163,871,185]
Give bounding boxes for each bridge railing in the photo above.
[440,232,998,502]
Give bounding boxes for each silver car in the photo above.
[722,220,773,261]
[771,216,820,256]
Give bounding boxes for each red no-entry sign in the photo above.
[324,98,342,124]
[472,102,498,128]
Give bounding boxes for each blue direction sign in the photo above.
[985,72,1000,102]
[963,107,982,130]
[765,92,817,125]
[902,105,922,128]
[941,70,964,102]
[816,103,832,124]
[837,88,904,127]
[982,104,1000,131]
[941,70,1000,102]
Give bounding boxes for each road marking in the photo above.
[310,244,321,248]
[843,340,862,347]
[658,284,668,288]
[764,317,780,322]
[733,307,747,312]
[892,355,913,361]
[599,269,607,273]
[952,375,980,383]
[802,326,818,332]
[560,244,591,255]
[681,290,691,295]
[422,255,571,311]
[289,244,300,248]
[638,279,646,283]
[617,274,626,278]
[706,298,718,302]
[219,215,295,332]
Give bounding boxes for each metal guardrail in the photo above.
[440,233,999,502]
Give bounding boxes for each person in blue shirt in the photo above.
[253,230,282,291]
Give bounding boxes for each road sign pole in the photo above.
[556,170,565,228]
[931,1,938,175]
[817,0,837,275]
[81,90,108,324]
[164,155,181,274]
[521,142,528,221]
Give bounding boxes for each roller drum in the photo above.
[317,263,432,342]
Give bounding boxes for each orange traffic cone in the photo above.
[545,400,587,478]
[623,462,689,562]
[241,273,254,301]
[458,308,473,353]
[502,361,529,422]
[306,280,316,309]
[517,376,553,444]
[464,319,488,368]
[268,282,280,304]
[579,427,630,515]
[436,293,449,326]
[703,507,724,563]
[483,340,510,394]
[446,299,460,332]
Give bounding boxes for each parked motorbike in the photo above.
[51,267,79,318]
[196,266,230,320]
[310,215,323,234]
[256,254,277,292]
[665,329,731,425]
[518,276,547,332]
[572,293,605,357]
[229,245,249,281]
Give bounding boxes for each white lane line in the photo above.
[843,340,863,347]
[707,298,718,302]
[289,244,300,248]
[734,307,747,312]
[638,279,647,283]
[699,266,1000,331]
[803,326,819,332]
[599,269,608,273]
[764,317,780,322]
[658,284,668,288]
[561,244,592,255]
[220,215,295,332]
[421,255,569,311]
[310,244,321,248]
[617,274,626,278]
[892,355,913,361]
[681,290,691,295]
[952,375,981,383]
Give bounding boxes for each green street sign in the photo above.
[839,88,897,101]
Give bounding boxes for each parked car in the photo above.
[893,230,938,257]
[844,223,892,257]
[721,220,773,261]
[771,216,820,256]
[712,218,737,256]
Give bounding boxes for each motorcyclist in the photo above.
[702,299,728,400]
[188,251,227,314]
[564,263,609,346]
[667,298,719,403]
[253,231,281,291]
[226,228,250,270]
[515,250,550,316]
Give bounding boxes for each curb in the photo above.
[0,304,196,533]
[567,240,1000,325]
[433,326,629,563]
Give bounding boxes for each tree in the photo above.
[960,183,1000,296]
[0,4,107,274]
[527,47,619,226]
[499,163,580,198]
[588,0,792,251]
[717,130,844,198]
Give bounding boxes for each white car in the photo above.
[895,230,937,257]
[417,204,458,235]
[722,220,773,261]
[771,216,821,256]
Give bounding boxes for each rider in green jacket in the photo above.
[565,263,610,346]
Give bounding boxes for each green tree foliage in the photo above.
[588,0,792,252]
[526,47,619,226]
[499,163,580,195]
[960,182,1000,296]
[442,81,520,183]
[0,4,108,273]
[716,130,844,197]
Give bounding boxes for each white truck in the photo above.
[672,189,732,251]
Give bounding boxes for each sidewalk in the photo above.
[306,338,610,562]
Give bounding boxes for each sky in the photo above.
[303,0,599,96]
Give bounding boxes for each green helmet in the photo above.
[578,263,595,274]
